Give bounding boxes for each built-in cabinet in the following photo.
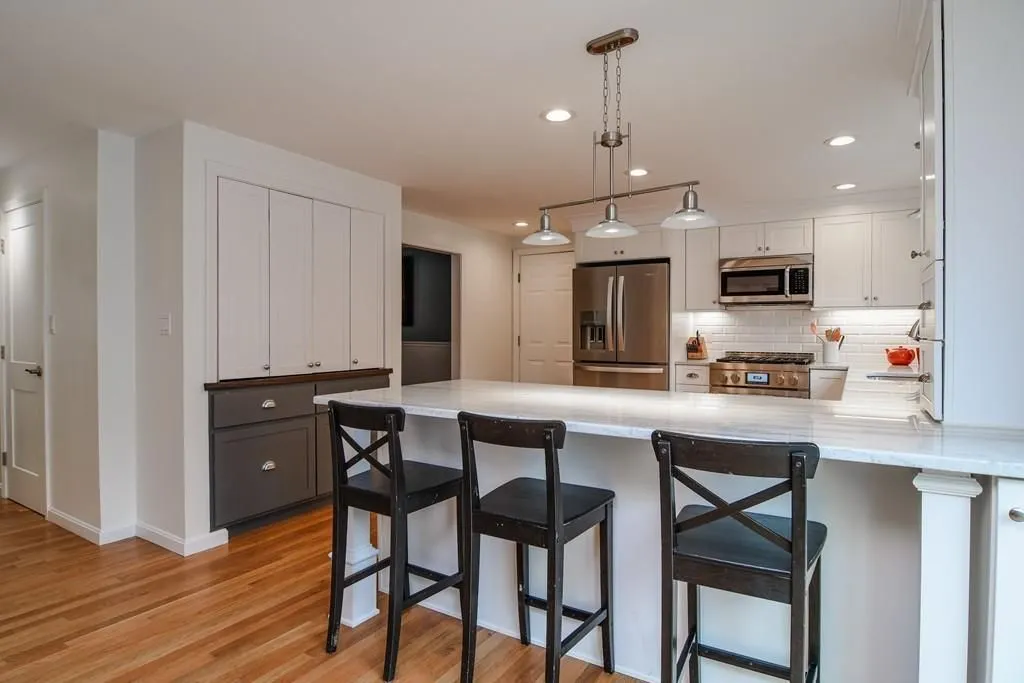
[216,177,385,381]
[809,369,847,400]
[719,219,813,258]
[575,229,664,263]
[813,212,920,308]
[684,227,721,310]
[987,477,1024,682]
[675,362,710,394]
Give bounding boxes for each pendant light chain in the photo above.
[602,54,609,134]
[615,48,622,134]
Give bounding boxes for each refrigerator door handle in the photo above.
[606,276,615,353]
[617,275,625,351]
[576,365,665,374]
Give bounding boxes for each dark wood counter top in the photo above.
[205,367,393,392]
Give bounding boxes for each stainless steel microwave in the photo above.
[719,254,813,305]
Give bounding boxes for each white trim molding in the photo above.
[136,521,228,556]
[913,469,983,683]
[47,508,102,544]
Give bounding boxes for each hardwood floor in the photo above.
[0,499,636,682]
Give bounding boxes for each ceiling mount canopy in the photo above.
[525,27,716,245]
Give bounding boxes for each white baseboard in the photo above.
[47,508,102,544]
[136,521,228,556]
[99,524,138,545]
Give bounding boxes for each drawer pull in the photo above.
[1010,508,1024,523]
[686,372,699,379]
[261,399,277,409]
[261,460,277,472]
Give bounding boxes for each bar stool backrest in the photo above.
[328,401,406,497]
[651,431,820,590]
[457,411,568,526]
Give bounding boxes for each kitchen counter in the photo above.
[315,380,1016,683]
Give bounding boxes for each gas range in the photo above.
[710,352,814,398]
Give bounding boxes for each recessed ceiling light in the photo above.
[514,221,529,227]
[543,109,574,123]
[628,168,648,177]
[825,135,856,147]
[834,183,857,190]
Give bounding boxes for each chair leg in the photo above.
[544,539,565,683]
[790,571,807,683]
[403,524,411,601]
[456,492,467,610]
[687,583,699,683]
[325,503,348,654]
[383,512,408,682]
[809,560,822,683]
[516,543,531,645]
[599,504,615,673]
[460,529,481,683]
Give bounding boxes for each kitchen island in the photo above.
[314,380,1024,683]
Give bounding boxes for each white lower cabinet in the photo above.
[676,363,710,393]
[809,369,846,400]
[988,477,1024,682]
[684,227,721,310]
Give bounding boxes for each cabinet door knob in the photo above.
[873,296,879,301]
[757,246,763,251]
[307,362,315,368]
[262,363,271,370]
[918,300,934,310]
[864,296,869,301]
[261,399,276,409]
[352,358,359,365]
[686,372,699,379]
[261,460,277,472]
[314,361,322,367]
[764,246,771,251]
[910,249,930,259]
[1010,508,1024,523]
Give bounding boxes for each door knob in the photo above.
[1010,508,1024,523]
[24,365,42,377]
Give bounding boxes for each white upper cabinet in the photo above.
[349,209,385,370]
[684,227,722,310]
[217,178,270,380]
[764,219,813,255]
[719,224,765,259]
[269,191,314,376]
[813,215,872,308]
[918,0,944,268]
[312,201,352,373]
[575,229,664,263]
[871,211,921,307]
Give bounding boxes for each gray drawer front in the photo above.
[212,418,315,528]
[212,384,315,428]
[316,413,333,496]
[315,375,391,412]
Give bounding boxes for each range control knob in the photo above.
[719,374,730,384]
[731,373,741,384]
[788,375,799,387]
[775,375,786,386]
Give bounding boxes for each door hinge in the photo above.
[517,335,521,347]
[1,238,5,255]
[517,272,522,283]
[1,451,6,466]
[1,345,5,360]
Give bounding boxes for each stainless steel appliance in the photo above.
[710,352,814,398]
[573,261,669,390]
[719,254,813,306]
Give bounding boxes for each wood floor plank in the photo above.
[0,499,636,682]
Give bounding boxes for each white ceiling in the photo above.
[0,1,922,233]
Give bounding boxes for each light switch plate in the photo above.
[158,313,172,336]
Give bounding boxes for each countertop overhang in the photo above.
[314,380,1024,478]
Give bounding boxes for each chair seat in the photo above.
[674,504,827,577]
[341,460,462,515]
[475,477,614,547]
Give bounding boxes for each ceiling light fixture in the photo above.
[514,221,529,227]
[526,28,714,244]
[825,135,856,147]
[834,183,857,190]
[522,210,571,246]
[661,184,717,229]
[543,109,574,123]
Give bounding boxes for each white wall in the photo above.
[96,130,137,535]
[942,0,1024,428]
[403,211,513,381]
[0,129,101,529]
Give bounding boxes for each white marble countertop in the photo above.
[315,380,1024,478]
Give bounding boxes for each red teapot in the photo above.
[886,346,917,366]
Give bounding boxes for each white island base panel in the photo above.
[372,417,921,683]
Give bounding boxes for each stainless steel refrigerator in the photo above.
[572,261,670,390]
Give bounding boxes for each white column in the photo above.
[341,507,379,627]
[913,470,982,683]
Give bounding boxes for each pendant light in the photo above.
[522,210,571,245]
[660,184,718,229]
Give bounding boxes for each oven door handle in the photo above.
[576,365,664,374]
[784,266,791,298]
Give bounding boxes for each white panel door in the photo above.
[312,201,352,373]
[813,215,871,308]
[518,251,574,385]
[764,219,813,256]
[217,178,270,380]
[719,223,765,258]
[4,203,47,514]
[684,227,721,310]
[349,209,385,370]
[268,191,313,376]
[871,211,921,307]
[990,477,1024,683]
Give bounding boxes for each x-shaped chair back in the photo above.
[328,401,406,497]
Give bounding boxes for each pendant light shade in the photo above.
[586,202,639,239]
[522,210,571,246]
[661,186,717,230]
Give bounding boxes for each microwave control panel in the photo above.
[790,268,811,295]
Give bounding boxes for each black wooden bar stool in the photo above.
[324,401,465,682]
[650,431,827,683]
[457,411,615,683]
